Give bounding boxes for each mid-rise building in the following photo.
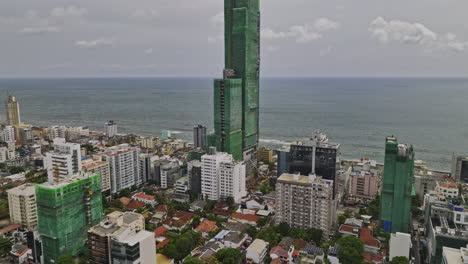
[47,126,66,140]
[258,146,274,164]
[44,138,82,182]
[159,162,181,189]
[98,144,140,194]
[7,184,37,230]
[207,0,260,162]
[82,158,111,194]
[275,173,335,237]
[3,125,15,143]
[435,179,459,199]
[380,136,414,233]
[348,170,379,201]
[105,120,117,138]
[138,153,151,185]
[201,149,247,203]
[110,227,156,264]
[36,173,103,264]
[193,124,207,149]
[442,245,468,264]
[87,211,153,264]
[188,160,202,195]
[277,131,340,196]
[414,160,446,198]
[389,232,411,261]
[246,239,269,264]
[451,154,468,183]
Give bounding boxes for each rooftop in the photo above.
[7,183,36,196]
[247,239,268,254]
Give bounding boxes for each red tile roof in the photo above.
[0,224,21,233]
[213,208,231,217]
[125,200,145,210]
[133,192,155,201]
[196,219,218,233]
[231,213,260,222]
[359,228,380,248]
[270,246,300,258]
[156,238,170,249]
[339,224,359,235]
[119,197,131,206]
[154,226,168,238]
[363,252,384,262]
[155,205,169,212]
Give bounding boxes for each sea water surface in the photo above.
[0,77,466,171]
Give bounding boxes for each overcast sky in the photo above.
[1,0,468,77]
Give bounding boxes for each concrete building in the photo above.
[47,125,66,140]
[105,120,117,138]
[82,158,111,194]
[110,227,155,264]
[188,160,202,195]
[442,245,468,264]
[138,153,151,185]
[160,130,171,140]
[7,184,37,230]
[201,149,247,203]
[246,239,269,264]
[44,138,82,182]
[348,170,379,200]
[380,136,414,233]
[65,126,90,141]
[277,131,340,196]
[160,162,181,189]
[414,160,446,199]
[451,154,468,183]
[435,179,459,199]
[36,173,103,264]
[275,173,335,237]
[193,124,207,149]
[6,95,21,126]
[258,146,274,164]
[87,212,153,264]
[3,125,15,143]
[389,232,411,261]
[98,144,140,194]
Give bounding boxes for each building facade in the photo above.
[6,95,21,126]
[193,125,207,149]
[36,173,103,264]
[207,0,260,162]
[82,158,112,194]
[188,160,202,195]
[275,173,335,237]
[380,136,415,233]
[7,184,37,230]
[3,125,15,143]
[348,170,379,200]
[105,120,117,138]
[201,149,247,202]
[451,154,468,183]
[44,138,82,182]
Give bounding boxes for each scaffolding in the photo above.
[36,173,103,264]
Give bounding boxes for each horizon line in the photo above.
[0,75,468,79]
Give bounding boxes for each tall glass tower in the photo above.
[208,0,260,161]
[380,136,415,233]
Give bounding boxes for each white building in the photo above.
[3,125,15,143]
[105,120,117,138]
[201,149,246,203]
[435,180,459,199]
[44,138,82,182]
[110,228,156,264]
[442,245,468,264]
[275,173,335,237]
[7,184,37,230]
[82,158,112,193]
[389,232,411,261]
[98,144,140,194]
[47,125,66,139]
[246,239,269,264]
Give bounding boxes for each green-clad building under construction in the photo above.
[380,136,415,233]
[208,0,260,161]
[36,173,103,264]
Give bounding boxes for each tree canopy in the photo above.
[390,256,409,264]
[216,248,243,264]
[337,236,364,264]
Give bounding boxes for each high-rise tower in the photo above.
[6,95,20,126]
[208,0,260,161]
[380,136,415,233]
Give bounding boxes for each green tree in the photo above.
[257,226,282,246]
[368,195,380,219]
[246,226,258,239]
[216,248,242,264]
[57,256,74,264]
[226,197,235,209]
[111,199,124,209]
[390,256,409,264]
[0,238,11,255]
[192,215,201,228]
[257,217,268,227]
[183,257,203,264]
[337,236,364,264]
[0,200,9,220]
[8,166,25,174]
[277,222,290,236]
[338,214,348,225]
[118,188,131,198]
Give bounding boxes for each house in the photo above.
[299,244,325,264]
[327,244,340,264]
[151,205,168,225]
[189,200,206,212]
[269,246,299,264]
[9,244,31,264]
[132,192,157,206]
[119,197,131,206]
[196,219,218,238]
[229,213,260,225]
[154,226,168,239]
[246,197,265,210]
[359,228,381,253]
[163,211,194,231]
[190,240,225,261]
[279,237,308,249]
[344,218,364,228]
[338,224,359,237]
[125,200,146,211]
[246,239,269,264]
[362,252,384,264]
[0,224,22,239]
[214,230,248,249]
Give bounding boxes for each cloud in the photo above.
[129,9,159,20]
[144,48,153,54]
[369,17,468,52]
[319,45,333,56]
[75,38,113,49]
[50,6,88,18]
[261,18,340,43]
[19,26,60,35]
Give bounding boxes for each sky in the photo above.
[1,0,468,77]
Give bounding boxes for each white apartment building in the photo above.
[82,158,112,193]
[110,227,155,264]
[201,150,246,203]
[105,120,117,138]
[389,232,411,261]
[98,144,140,194]
[275,173,335,237]
[45,138,82,182]
[47,125,66,139]
[7,184,37,229]
[3,125,15,143]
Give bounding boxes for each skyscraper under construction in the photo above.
[380,136,415,233]
[207,0,260,161]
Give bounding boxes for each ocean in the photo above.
[0,77,466,171]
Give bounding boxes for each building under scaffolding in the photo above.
[36,173,103,264]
